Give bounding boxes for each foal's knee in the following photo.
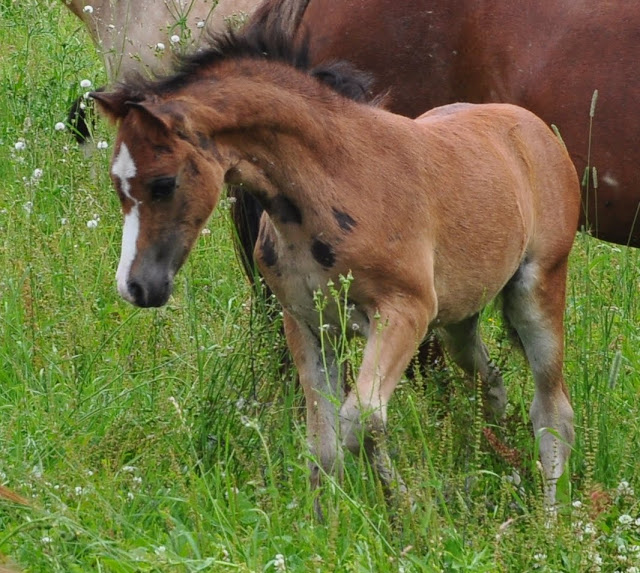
[339,395,386,455]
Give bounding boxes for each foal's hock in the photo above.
[92,27,581,511]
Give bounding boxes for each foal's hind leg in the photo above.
[503,259,574,506]
[439,314,508,419]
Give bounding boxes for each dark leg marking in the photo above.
[311,238,335,268]
[332,207,357,232]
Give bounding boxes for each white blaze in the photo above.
[111,143,140,301]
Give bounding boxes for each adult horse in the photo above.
[91,26,580,512]
[63,0,259,81]
[233,0,640,248]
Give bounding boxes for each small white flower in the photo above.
[572,500,583,509]
[127,491,134,501]
[627,567,640,573]
[274,554,286,572]
[74,486,84,495]
[87,219,98,229]
[41,536,52,544]
[132,476,142,485]
[14,140,26,151]
[80,79,92,89]
[23,201,33,214]
[619,514,633,526]
[79,102,86,110]
[156,42,166,51]
[32,168,43,179]
[351,322,360,331]
[170,34,180,44]
[196,20,205,28]
[201,228,211,236]
[86,470,94,476]
[122,466,136,473]
[60,217,68,225]
[54,122,66,131]
[155,546,166,555]
[97,140,108,150]
[83,5,94,13]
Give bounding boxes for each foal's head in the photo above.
[92,27,375,308]
[91,92,226,307]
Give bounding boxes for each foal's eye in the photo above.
[149,177,176,201]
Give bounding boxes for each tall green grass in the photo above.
[1,2,639,571]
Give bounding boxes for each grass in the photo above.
[1,2,639,571]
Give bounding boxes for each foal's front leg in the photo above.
[283,312,344,515]
[340,304,430,497]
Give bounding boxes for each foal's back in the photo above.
[411,103,580,324]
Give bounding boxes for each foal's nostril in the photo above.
[127,280,146,307]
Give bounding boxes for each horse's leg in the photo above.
[282,312,343,518]
[340,304,430,497]
[439,314,508,419]
[502,259,574,507]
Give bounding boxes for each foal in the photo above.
[92,29,580,510]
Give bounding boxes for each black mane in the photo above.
[121,23,376,105]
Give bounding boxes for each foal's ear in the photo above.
[90,90,131,122]
[125,100,189,136]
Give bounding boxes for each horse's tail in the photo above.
[245,0,311,39]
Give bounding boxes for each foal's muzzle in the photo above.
[125,276,173,308]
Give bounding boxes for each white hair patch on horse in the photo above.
[111,142,137,199]
[112,143,140,301]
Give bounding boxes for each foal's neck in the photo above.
[193,63,356,210]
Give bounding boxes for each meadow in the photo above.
[0,2,639,571]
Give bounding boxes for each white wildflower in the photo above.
[156,42,166,51]
[74,486,84,495]
[273,553,286,572]
[87,219,98,229]
[572,500,583,509]
[32,168,43,180]
[619,514,633,526]
[617,480,635,498]
[54,122,66,131]
[14,140,26,151]
[170,34,180,44]
[23,201,33,214]
[41,536,52,544]
[201,228,211,236]
[97,140,108,150]
[122,466,136,473]
[127,491,134,501]
[83,5,94,13]
[80,79,92,89]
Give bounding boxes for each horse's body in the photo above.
[240,0,640,248]
[92,28,580,510]
[64,0,259,81]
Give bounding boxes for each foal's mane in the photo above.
[120,23,377,105]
